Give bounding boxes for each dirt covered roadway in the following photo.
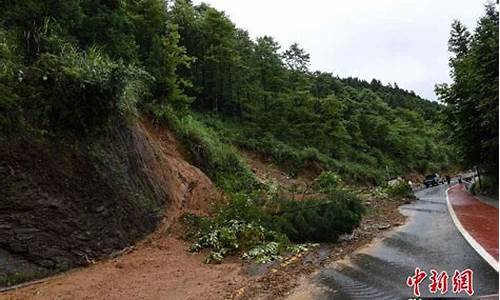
[1,237,245,300]
[2,192,407,300]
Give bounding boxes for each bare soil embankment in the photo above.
[1,120,410,300]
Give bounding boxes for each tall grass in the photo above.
[153,106,258,193]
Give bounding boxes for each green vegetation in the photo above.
[271,190,364,243]
[185,176,363,263]
[157,107,258,193]
[436,3,498,188]
[385,180,414,199]
[165,0,452,183]
[1,0,451,179]
[1,0,469,265]
[0,0,189,138]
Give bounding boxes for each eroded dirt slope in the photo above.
[1,119,248,299]
[0,120,170,286]
[1,122,410,300]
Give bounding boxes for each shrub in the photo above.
[312,171,342,192]
[20,45,150,136]
[190,220,275,263]
[242,241,283,263]
[270,190,364,243]
[385,179,413,199]
[186,189,364,263]
[336,160,385,185]
[186,194,288,263]
[156,109,258,193]
[300,147,322,163]
[0,29,25,136]
[178,117,258,192]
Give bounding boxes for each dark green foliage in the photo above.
[436,3,499,186]
[163,0,452,182]
[155,107,258,193]
[184,194,287,263]
[30,46,149,135]
[271,190,364,243]
[2,0,452,183]
[186,189,364,262]
[0,27,24,135]
[0,0,189,137]
[311,171,342,192]
[1,0,459,267]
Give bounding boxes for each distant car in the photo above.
[423,174,440,188]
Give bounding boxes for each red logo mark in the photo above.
[429,269,449,294]
[406,267,427,297]
[406,268,474,297]
[452,269,474,296]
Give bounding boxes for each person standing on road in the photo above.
[446,175,451,185]
[458,175,463,184]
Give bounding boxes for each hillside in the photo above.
[0,0,451,183]
[167,1,452,183]
[0,0,453,292]
[2,119,409,300]
[0,117,221,286]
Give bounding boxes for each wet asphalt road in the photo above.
[295,184,499,299]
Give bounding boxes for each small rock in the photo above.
[377,223,391,230]
[338,232,355,242]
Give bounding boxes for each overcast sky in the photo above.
[192,0,489,100]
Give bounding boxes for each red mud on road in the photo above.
[1,236,244,300]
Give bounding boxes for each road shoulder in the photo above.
[446,184,499,272]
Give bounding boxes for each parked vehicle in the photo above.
[423,174,440,188]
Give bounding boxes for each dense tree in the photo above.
[283,43,310,73]
[0,0,191,135]
[0,0,453,184]
[436,2,498,185]
[448,20,471,57]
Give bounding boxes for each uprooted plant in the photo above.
[184,172,364,264]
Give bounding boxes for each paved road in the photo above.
[289,184,498,299]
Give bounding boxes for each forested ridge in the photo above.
[1,0,452,185]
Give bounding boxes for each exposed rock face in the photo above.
[0,120,172,286]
